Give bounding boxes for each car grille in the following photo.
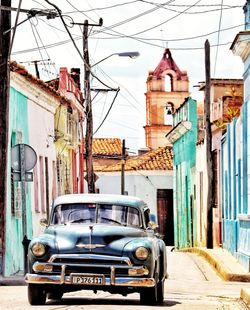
[47,254,133,277]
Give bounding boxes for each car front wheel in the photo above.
[157,279,164,303]
[47,291,63,300]
[140,284,158,305]
[28,283,46,305]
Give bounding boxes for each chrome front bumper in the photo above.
[25,254,155,287]
[25,273,155,287]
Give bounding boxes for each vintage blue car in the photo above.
[26,194,168,305]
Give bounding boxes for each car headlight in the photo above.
[31,242,46,257]
[135,246,149,260]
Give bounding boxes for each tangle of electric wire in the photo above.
[129,0,202,37]
[44,0,116,91]
[64,0,140,14]
[91,23,243,42]
[64,0,95,22]
[91,0,176,36]
[139,0,240,14]
[29,18,51,78]
[11,1,243,57]
[30,18,58,78]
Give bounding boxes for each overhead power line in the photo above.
[91,0,175,36]
[11,22,243,56]
[44,0,115,91]
[93,87,120,135]
[65,0,140,14]
[129,0,203,37]
[139,0,240,14]
[91,23,243,42]
[10,0,243,56]
[8,0,22,56]
[213,0,224,77]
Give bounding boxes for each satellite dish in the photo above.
[11,144,37,172]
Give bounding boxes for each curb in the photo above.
[0,276,26,286]
[179,247,250,282]
[240,288,250,308]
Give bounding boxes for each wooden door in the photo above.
[157,189,174,245]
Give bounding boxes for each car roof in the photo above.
[52,194,147,210]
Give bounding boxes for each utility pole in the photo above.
[33,60,41,79]
[204,40,213,249]
[81,19,102,193]
[0,0,11,275]
[20,59,51,79]
[83,20,94,193]
[121,139,126,195]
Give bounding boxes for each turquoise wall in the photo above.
[5,87,32,276]
[221,108,250,271]
[173,98,197,249]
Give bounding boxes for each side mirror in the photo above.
[147,214,158,230]
[40,218,48,227]
[148,221,158,230]
[149,214,156,222]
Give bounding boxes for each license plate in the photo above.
[71,274,105,285]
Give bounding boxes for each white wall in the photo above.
[11,73,59,237]
[195,142,208,246]
[95,170,173,219]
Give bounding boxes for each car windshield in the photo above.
[51,203,141,227]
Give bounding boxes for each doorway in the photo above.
[157,189,174,245]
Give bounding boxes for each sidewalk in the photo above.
[0,274,25,286]
[179,247,250,308]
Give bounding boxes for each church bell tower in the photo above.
[144,48,189,149]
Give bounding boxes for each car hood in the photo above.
[44,224,147,256]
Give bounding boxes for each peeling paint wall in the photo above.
[172,98,197,249]
[5,87,32,276]
[222,108,250,271]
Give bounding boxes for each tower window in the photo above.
[164,75,172,92]
[164,104,173,125]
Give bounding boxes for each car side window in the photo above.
[144,208,150,227]
[127,207,140,227]
[51,206,63,224]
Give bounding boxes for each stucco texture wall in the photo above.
[5,87,32,276]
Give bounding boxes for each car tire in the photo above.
[28,283,46,305]
[140,284,157,305]
[47,292,63,300]
[157,279,164,303]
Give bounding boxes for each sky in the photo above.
[10,0,246,153]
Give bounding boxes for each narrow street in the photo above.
[0,248,248,310]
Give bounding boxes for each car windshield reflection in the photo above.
[51,203,141,227]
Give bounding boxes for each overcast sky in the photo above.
[11,0,245,153]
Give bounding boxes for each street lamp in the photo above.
[84,48,140,193]
[91,52,140,67]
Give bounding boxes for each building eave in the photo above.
[165,120,192,144]
[230,31,250,62]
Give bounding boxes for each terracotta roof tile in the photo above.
[92,138,122,157]
[10,61,75,107]
[98,146,173,172]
